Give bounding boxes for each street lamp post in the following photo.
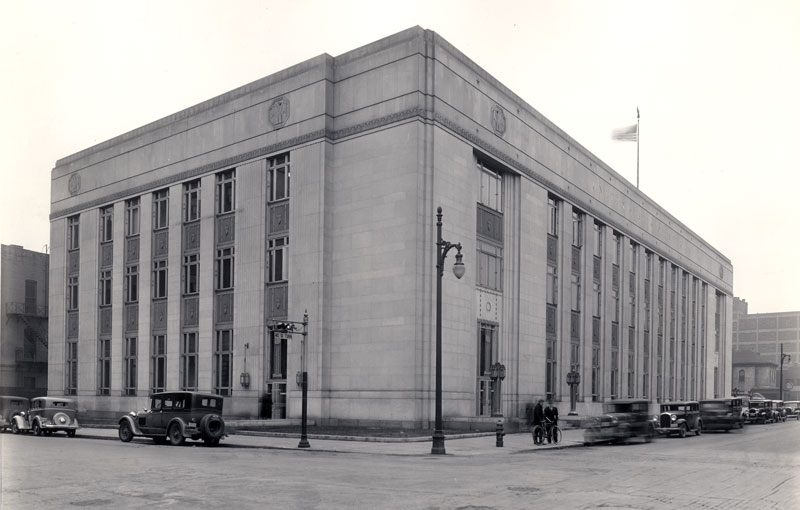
[432,206,465,455]
[270,311,310,449]
[780,343,791,401]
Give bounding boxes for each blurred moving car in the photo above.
[771,400,787,422]
[654,401,702,437]
[584,399,655,445]
[118,391,226,446]
[698,398,745,431]
[11,397,79,436]
[0,396,29,432]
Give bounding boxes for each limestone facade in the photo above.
[48,27,733,425]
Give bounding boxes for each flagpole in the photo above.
[636,107,640,189]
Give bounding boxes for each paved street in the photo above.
[2,421,799,509]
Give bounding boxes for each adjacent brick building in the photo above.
[48,27,733,426]
[1,244,49,397]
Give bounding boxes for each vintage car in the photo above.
[583,399,655,445]
[0,396,29,432]
[118,391,226,446]
[11,397,79,436]
[784,401,800,420]
[654,401,702,437]
[746,399,774,424]
[699,398,745,431]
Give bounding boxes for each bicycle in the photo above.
[532,421,561,445]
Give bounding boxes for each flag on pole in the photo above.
[611,123,637,141]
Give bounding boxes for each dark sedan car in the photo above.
[118,391,226,446]
[584,399,655,445]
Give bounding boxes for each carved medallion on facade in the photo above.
[490,104,506,136]
[68,173,81,196]
[269,97,290,128]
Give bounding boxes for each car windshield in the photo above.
[661,405,688,412]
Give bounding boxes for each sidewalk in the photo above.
[75,425,586,456]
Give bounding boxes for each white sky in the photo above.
[1,0,798,313]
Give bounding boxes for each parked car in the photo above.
[746,400,773,424]
[784,401,800,420]
[699,398,745,431]
[0,396,29,432]
[654,401,702,437]
[11,397,79,436]
[584,399,655,445]
[118,391,226,446]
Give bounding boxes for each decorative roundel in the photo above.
[269,97,290,128]
[490,104,506,136]
[68,173,81,196]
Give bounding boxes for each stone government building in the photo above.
[48,27,733,427]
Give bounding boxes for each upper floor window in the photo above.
[99,206,113,243]
[268,154,290,202]
[153,189,169,230]
[572,211,583,247]
[216,247,234,290]
[99,270,112,307]
[547,197,558,237]
[477,240,502,292]
[613,233,622,265]
[217,170,235,214]
[478,162,502,212]
[153,260,167,299]
[268,238,288,283]
[125,198,140,237]
[67,215,80,251]
[183,254,199,295]
[593,222,603,258]
[183,180,201,223]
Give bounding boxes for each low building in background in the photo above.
[1,244,49,397]
[48,27,733,427]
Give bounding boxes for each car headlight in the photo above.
[671,415,677,422]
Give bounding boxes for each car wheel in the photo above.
[11,422,20,434]
[738,421,744,429]
[695,422,702,436]
[33,422,42,437]
[678,424,687,438]
[168,423,185,446]
[118,421,134,443]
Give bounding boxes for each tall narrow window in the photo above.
[151,335,166,393]
[478,163,503,212]
[216,170,236,214]
[214,330,233,396]
[153,189,169,230]
[99,206,113,243]
[477,240,503,291]
[67,276,79,310]
[216,247,235,290]
[125,198,140,237]
[268,154,290,202]
[181,332,198,391]
[67,215,80,251]
[546,338,557,400]
[99,270,112,307]
[183,254,199,295]
[65,340,78,396]
[548,197,558,237]
[153,260,168,299]
[98,338,111,395]
[183,180,201,223]
[267,238,288,283]
[270,332,288,378]
[125,265,139,303]
[123,337,137,396]
[477,323,497,416]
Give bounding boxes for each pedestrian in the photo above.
[544,400,559,443]
[532,399,545,444]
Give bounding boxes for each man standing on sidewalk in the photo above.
[532,399,545,444]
